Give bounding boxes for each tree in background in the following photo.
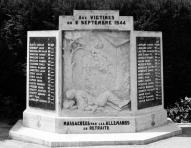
[0,0,191,123]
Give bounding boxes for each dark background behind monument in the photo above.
[0,0,191,123]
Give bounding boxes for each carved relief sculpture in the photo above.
[63,31,130,113]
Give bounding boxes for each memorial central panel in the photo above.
[63,31,131,114]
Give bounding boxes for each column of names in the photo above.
[137,37,162,109]
[29,37,56,110]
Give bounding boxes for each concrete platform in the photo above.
[9,120,182,147]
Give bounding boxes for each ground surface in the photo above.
[1,121,191,148]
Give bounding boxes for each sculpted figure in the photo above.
[64,89,130,112]
[95,91,130,111]
[64,89,95,111]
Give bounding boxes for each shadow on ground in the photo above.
[0,122,11,141]
[176,127,191,137]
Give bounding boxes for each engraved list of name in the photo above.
[29,37,56,110]
[137,37,162,109]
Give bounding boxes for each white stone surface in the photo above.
[9,120,182,147]
[62,31,131,114]
[22,109,166,134]
[59,10,133,30]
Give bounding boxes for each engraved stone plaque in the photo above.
[29,37,56,110]
[136,37,162,109]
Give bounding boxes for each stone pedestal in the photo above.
[10,119,181,147]
[22,107,167,134]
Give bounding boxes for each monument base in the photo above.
[22,108,168,133]
[9,119,182,147]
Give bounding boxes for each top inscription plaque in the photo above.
[59,10,133,30]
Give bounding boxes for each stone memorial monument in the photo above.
[9,10,182,147]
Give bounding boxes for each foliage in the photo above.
[0,0,191,123]
[167,97,191,123]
